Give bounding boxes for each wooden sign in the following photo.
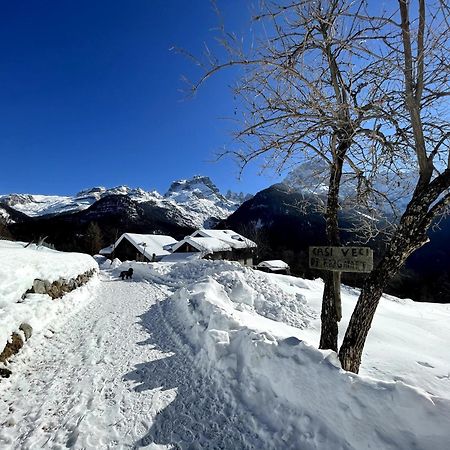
[309,246,373,273]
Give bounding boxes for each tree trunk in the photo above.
[338,204,430,373]
[338,271,385,373]
[319,271,340,351]
[319,152,344,351]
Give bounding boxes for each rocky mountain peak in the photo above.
[0,175,250,229]
[75,187,107,198]
[225,190,253,204]
[165,175,221,200]
[1,193,35,207]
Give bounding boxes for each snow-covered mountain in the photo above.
[0,206,9,222]
[0,176,247,229]
[284,161,414,216]
[161,176,245,228]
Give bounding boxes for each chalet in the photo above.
[100,233,177,262]
[170,229,257,266]
[257,260,290,275]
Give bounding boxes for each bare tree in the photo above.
[193,0,401,352]
[193,0,449,373]
[338,0,450,372]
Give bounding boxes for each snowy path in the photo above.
[0,274,269,449]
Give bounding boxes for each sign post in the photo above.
[309,246,373,320]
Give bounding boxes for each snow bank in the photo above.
[0,241,97,307]
[151,260,450,449]
[0,240,98,355]
[116,259,315,329]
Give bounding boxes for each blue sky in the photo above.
[0,1,285,196]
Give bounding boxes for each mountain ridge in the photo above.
[0,175,250,229]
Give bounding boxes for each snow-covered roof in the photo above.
[99,245,114,255]
[172,236,232,254]
[161,252,204,262]
[115,233,177,260]
[257,260,290,270]
[191,229,257,249]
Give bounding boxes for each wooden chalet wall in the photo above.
[114,238,149,262]
[176,242,199,253]
[174,241,255,266]
[230,248,254,266]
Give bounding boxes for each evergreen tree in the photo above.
[85,222,103,255]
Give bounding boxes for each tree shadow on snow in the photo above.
[123,298,270,450]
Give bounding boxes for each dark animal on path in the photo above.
[120,268,134,280]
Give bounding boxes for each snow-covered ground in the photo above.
[1,257,449,449]
[149,260,450,449]
[0,265,270,449]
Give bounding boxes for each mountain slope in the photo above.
[0,176,243,229]
[219,182,368,270]
[7,195,194,253]
[220,182,450,303]
[1,176,248,253]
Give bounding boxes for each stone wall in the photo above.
[0,268,97,376]
[25,268,96,299]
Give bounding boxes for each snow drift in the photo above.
[142,259,450,449]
